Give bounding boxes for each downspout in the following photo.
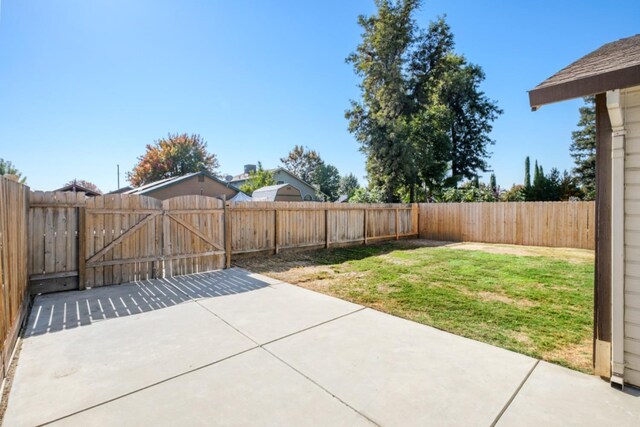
[606,89,626,386]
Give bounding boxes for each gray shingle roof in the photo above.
[533,34,640,90]
[125,172,242,195]
[529,34,640,108]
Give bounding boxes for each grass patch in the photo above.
[236,241,594,372]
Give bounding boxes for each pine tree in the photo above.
[524,157,531,189]
[570,97,596,200]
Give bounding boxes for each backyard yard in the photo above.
[235,240,595,372]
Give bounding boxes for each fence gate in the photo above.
[82,195,225,288]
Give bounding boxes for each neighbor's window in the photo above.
[304,194,312,201]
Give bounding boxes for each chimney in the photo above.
[244,164,257,174]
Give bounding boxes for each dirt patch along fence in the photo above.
[0,176,29,381]
[419,201,595,250]
[28,194,419,292]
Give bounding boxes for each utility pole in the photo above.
[117,164,120,189]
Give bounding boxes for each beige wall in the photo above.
[144,175,238,200]
[622,85,640,386]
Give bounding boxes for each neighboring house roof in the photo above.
[230,192,253,202]
[529,34,640,109]
[335,195,349,203]
[230,167,328,198]
[125,171,243,196]
[55,182,102,197]
[251,183,301,201]
[106,186,133,195]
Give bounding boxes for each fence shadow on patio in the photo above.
[24,269,270,337]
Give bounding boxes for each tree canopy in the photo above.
[0,159,26,183]
[346,0,501,202]
[128,133,219,187]
[280,145,323,183]
[239,162,276,196]
[339,174,360,199]
[280,145,342,201]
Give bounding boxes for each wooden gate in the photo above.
[82,195,225,288]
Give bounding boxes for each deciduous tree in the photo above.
[280,145,322,183]
[239,162,276,196]
[128,133,219,187]
[339,174,360,199]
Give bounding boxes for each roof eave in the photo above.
[529,64,640,110]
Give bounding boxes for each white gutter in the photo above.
[607,89,626,386]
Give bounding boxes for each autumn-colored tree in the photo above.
[64,179,102,194]
[128,133,219,187]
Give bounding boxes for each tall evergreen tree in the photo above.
[346,1,501,201]
[524,156,531,189]
[489,173,497,192]
[570,97,596,200]
[440,59,502,186]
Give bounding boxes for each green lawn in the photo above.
[236,241,595,372]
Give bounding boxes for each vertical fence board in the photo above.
[419,201,595,249]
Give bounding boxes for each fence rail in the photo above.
[0,177,29,382]
[419,201,595,250]
[28,194,419,290]
[26,195,595,293]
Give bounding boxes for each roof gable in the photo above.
[529,34,640,109]
[127,171,242,195]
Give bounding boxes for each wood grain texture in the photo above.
[0,177,30,381]
[418,201,595,250]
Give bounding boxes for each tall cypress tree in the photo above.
[489,173,497,192]
[524,156,531,189]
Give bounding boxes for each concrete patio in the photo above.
[3,268,639,426]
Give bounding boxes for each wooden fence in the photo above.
[419,201,595,249]
[0,177,29,381]
[28,194,419,291]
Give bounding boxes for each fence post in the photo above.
[274,208,279,255]
[325,208,330,248]
[395,207,399,240]
[363,208,368,245]
[224,202,232,269]
[77,206,86,290]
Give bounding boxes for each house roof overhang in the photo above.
[528,34,640,110]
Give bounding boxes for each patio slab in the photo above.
[197,281,362,344]
[51,348,374,427]
[497,361,640,427]
[3,300,256,427]
[265,308,537,427]
[4,268,640,426]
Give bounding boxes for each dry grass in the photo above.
[235,239,594,373]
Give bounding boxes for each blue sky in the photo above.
[0,1,638,192]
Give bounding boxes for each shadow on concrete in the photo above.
[24,269,270,337]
